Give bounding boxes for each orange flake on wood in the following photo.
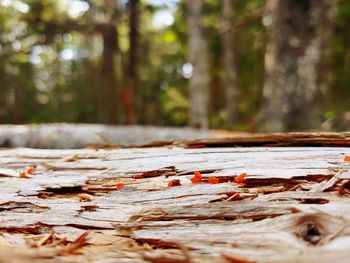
[208,176,219,184]
[234,173,247,184]
[191,171,203,184]
[26,167,35,175]
[168,179,181,187]
[344,156,350,162]
[116,183,125,190]
[19,172,30,179]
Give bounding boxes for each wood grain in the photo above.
[0,142,350,262]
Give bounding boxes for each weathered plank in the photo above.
[0,145,350,262]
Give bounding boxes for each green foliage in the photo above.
[160,86,188,126]
[330,0,350,110]
[0,0,348,130]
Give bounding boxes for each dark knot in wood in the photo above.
[296,215,324,245]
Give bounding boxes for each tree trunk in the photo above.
[186,0,209,129]
[0,74,5,123]
[210,60,220,114]
[257,0,335,132]
[98,24,119,124]
[220,0,239,125]
[122,0,139,125]
[13,84,22,124]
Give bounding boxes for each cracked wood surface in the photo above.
[0,144,350,262]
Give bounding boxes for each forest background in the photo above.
[0,0,349,132]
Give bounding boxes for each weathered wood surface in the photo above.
[2,124,349,149]
[1,143,350,262]
[0,124,208,148]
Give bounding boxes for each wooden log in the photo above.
[0,124,208,148]
[0,136,350,262]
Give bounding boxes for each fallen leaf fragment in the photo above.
[234,173,247,184]
[116,183,125,190]
[222,250,256,263]
[344,156,350,162]
[168,179,181,187]
[19,172,30,179]
[191,171,203,184]
[208,176,219,184]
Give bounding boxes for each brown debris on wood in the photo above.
[0,134,350,262]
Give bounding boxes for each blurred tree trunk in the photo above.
[0,75,4,123]
[98,24,119,124]
[210,60,220,113]
[257,0,336,131]
[122,0,139,125]
[186,0,209,129]
[13,84,22,124]
[220,0,239,125]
